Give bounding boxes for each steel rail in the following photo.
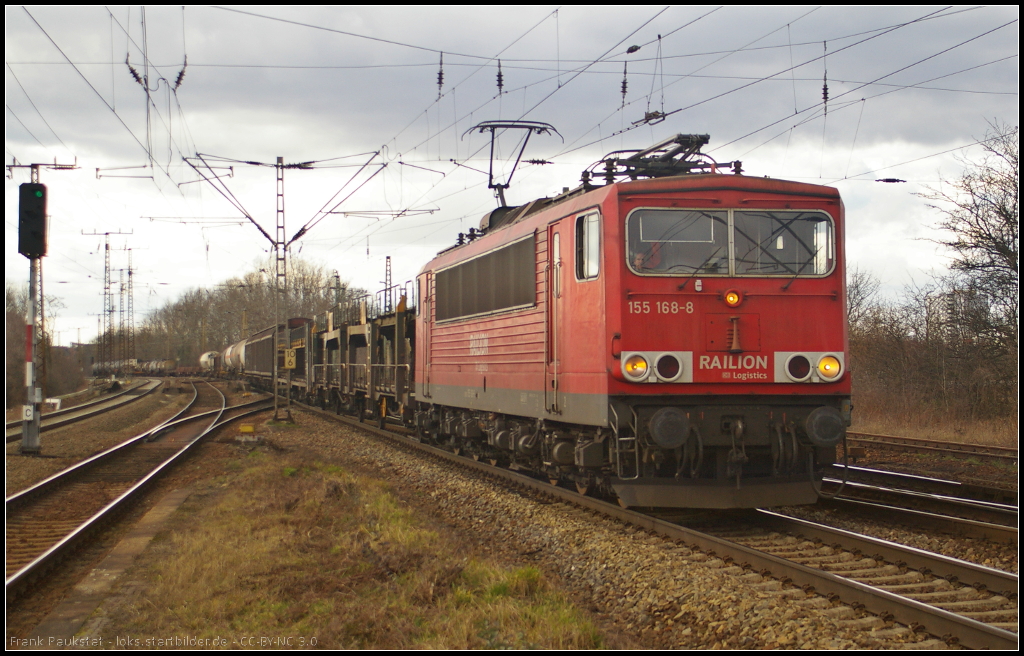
[822,478,1018,527]
[5,393,269,513]
[6,382,200,508]
[753,510,1018,596]
[5,383,228,599]
[209,402,275,431]
[828,463,1018,506]
[846,432,1018,463]
[4,379,152,431]
[821,497,1018,545]
[5,379,164,443]
[306,403,1018,649]
[825,477,1018,514]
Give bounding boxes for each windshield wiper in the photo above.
[678,246,723,290]
[781,257,814,290]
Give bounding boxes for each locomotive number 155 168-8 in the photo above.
[627,300,694,314]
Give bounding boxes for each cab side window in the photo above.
[575,212,600,280]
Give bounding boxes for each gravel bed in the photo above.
[217,380,268,407]
[773,504,1018,574]
[266,411,952,649]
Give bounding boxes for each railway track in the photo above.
[691,511,1017,639]
[5,381,273,602]
[846,431,1018,465]
[4,379,149,432]
[816,496,1017,545]
[813,458,1018,545]
[821,471,1017,528]
[5,379,162,443]
[827,463,1017,506]
[300,401,1017,649]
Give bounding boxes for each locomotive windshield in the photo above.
[627,209,834,277]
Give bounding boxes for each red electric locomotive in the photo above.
[413,134,850,508]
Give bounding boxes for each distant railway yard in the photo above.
[5,380,1017,649]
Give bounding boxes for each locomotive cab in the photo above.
[604,175,850,507]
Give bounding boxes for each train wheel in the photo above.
[377,398,387,429]
[575,482,590,496]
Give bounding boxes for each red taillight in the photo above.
[786,354,811,381]
[656,354,681,380]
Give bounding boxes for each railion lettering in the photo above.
[699,355,769,370]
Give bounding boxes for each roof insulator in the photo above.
[174,55,188,91]
[620,62,628,107]
[437,52,444,100]
[126,55,143,86]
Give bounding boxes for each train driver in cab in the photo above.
[632,241,663,271]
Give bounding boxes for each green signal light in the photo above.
[35,191,43,197]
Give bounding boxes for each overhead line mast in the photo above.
[274,157,291,422]
[183,154,317,422]
[82,230,132,377]
[184,149,398,421]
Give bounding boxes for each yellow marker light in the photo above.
[624,354,649,379]
[724,289,742,307]
[817,355,841,379]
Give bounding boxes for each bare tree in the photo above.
[5,281,83,404]
[919,121,1018,350]
[6,283,28,407]
[131,258,366,368]
[846,266,880,336]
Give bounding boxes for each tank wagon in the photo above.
[91,359,178,377]
[199,351,220,373]
[220,134,851,509]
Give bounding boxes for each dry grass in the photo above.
[101,449,604,649]
[852,390,1018,447]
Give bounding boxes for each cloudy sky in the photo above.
[5,5,1018,347]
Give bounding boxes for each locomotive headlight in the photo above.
[624,354,649,380]
[817,355,842,380]
[724,289,743,307]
